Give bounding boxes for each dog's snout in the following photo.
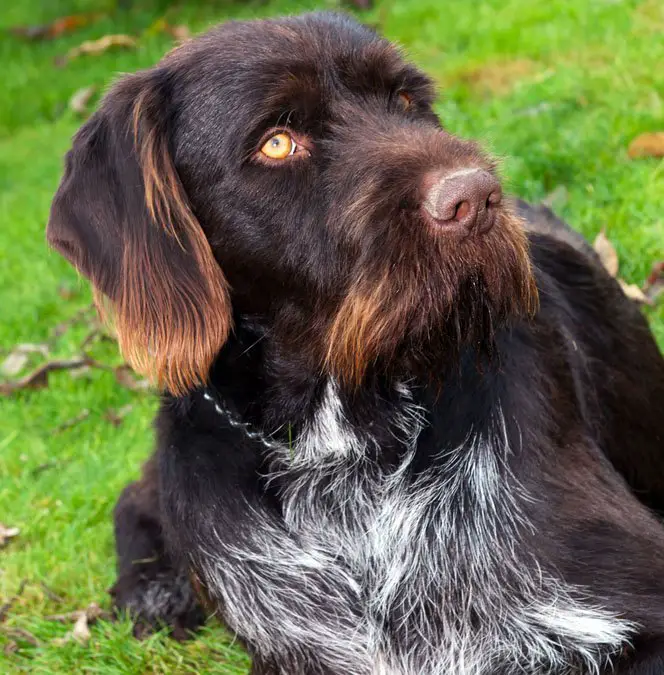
[421,169,502,234]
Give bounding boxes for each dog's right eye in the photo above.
[261,132,296,160]
[255,129,311,165]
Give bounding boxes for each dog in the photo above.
[47,12,664,675]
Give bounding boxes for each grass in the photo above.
[1,0,662,672]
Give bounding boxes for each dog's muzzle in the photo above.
[422,168,502,235]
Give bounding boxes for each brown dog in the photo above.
[48,12,664,675]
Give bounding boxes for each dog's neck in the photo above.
[204,315,508,459]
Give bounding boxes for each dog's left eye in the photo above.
[398,92,413,110]
[260,132,298,160]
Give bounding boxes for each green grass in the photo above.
[1,0,662,672]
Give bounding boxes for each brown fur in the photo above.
[48,76,233,396]
[325,208,538,387]
[121,89,233,395]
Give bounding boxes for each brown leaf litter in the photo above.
[453,59,541,97]
[592,231,659,306]
[57,34,136,66]
[0,524,20,548]
[10,13,102,41]
[628,132,664,159]
[1,344,49,377]
[0,581,27,623]
[0,357,93,396]
[644,261,664,304]
[1,302,151,396]
[48,603,111,646]
[69,86,97,116]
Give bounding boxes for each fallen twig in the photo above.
[48,602,111,644]
[0,581,27,623]
[104,404,134,427]
[0,627,40,647]
[46,602,111,624]
[0,358,90,396]
[31,462,61,477]
[50,304,96,341]
[54,410,90,434]
[40,582,65,604]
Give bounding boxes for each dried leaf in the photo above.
[57,284,77,300]
[0,524,20,548]
[166,24,191,42]
[628,132,664,159]
[457,59,539,96]
[1,352,28,377]
[84,603,108,622]
[145,17,191,42]
[104,404,134,427]
[593,230,619,277]
[644,260,664,304]
[10,13,101,41]
[1,343,50,376]
[114,365,151,392]
[69,86,96,116]
[8,343,49,356]
[645,261,664,288]
[542,185,569,210]
[72,612,91,643]
[618,279,652,305]
[47,602,110,625]
[3,640,18,656]
[64,34,136,63]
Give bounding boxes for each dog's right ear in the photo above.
[47,72,231,396]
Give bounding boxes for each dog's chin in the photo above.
[325,211,538,386]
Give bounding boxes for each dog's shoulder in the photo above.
[516,199,599,263]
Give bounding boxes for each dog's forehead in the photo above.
[167,13,436,158]
[172,12,407,96]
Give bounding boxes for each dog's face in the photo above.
[48,12,537,394]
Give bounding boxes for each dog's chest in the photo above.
[266,386,632,674]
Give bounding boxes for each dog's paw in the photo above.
[110,569,205,640]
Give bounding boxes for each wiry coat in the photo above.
[47,13,664,675]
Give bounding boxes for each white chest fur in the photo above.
[199,382,633,675]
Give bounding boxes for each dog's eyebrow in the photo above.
[338,42,435,104]
[261,67,322,111]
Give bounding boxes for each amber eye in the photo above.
[260,132,296,160]
[398,92,412,109]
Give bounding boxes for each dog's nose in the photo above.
[421,169,502,234]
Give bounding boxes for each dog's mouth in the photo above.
[323,200,538,387]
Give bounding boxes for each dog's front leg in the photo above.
[158,429,369,675]
[110,453,205,640]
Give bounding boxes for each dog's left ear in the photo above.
[47,71,232,395]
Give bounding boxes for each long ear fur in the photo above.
[47,72,231,395]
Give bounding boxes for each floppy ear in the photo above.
[47,72,232,396]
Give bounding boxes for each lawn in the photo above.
[0,0,662,672]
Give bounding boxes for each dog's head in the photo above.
[48,12,537,394]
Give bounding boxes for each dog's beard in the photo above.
[325,210,538,386]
